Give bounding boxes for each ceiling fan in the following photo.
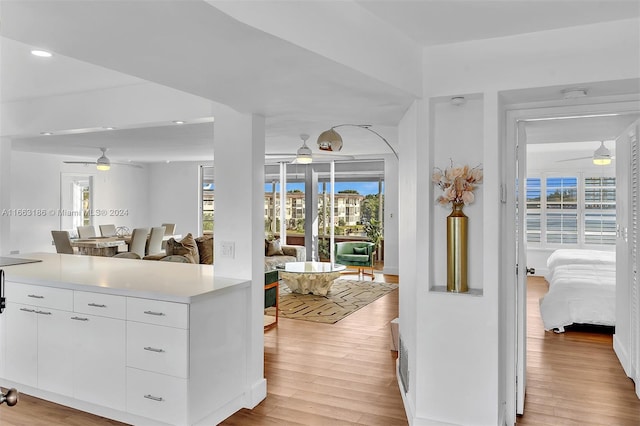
[555,141,614,165]
[265,134,355,164]
[63,147,142,170]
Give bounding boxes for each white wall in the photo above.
[383,153,399,275]
[9,151,149,254]
[147,162,207,238]
[398,18,640,425]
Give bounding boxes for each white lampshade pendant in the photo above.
[296,134,313,164]
[593,141,612,165]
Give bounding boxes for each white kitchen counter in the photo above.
[1,252,246,303]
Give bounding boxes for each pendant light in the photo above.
[593,141,612,166]
[296,134,313,164]
[96,147,111,171]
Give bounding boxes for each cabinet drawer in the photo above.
[126,297,188,329]
[126,367,187,426]
[6,282,73,311]
[126,322,188,378]
[74,291,126,319]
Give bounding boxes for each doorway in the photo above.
[502,96,640,424]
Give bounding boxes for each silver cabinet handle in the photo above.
[71,316,89,321]
[144,394,164,402]
[19,307,35,313]
[36,310,52,315]
[88,303,106,308]
[143,346,165,353]
[27,294,44,299]
[143,310,165,316]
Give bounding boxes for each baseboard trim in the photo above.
[245,377,267,408]
[383,266,399,275]
[613,334,633,378]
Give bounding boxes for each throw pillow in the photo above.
[353,246,367,255]
[165,233,200,264]
[195,234,214,265]
[266,239,284,256]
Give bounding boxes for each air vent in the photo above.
[399,335,409,394]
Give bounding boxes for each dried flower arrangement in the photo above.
[432,161,483,206]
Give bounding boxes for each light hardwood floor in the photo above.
[517,276,640,425]
[2,273,639,425]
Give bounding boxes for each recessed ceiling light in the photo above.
[31,50,53,58]
[173,120,185,125]
[561,88,588,99]
[102,127,115,130]
[450,96,467,106]
[40,132,53,135]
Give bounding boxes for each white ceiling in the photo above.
[2,1,639,163]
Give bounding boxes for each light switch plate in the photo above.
[220,241,235,258]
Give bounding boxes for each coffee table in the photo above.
[280,261,346,296]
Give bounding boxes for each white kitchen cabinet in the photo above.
[37,306,75,397]
[4,283,75,398]
[4,303,38,388]
[0,253,253,426]
[71,312,125,410]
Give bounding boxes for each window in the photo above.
[546,177,578,244]
[201,166,214,235]
[525,174,616,247]
[584,177,616,245]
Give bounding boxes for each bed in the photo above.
[539,249,616,332]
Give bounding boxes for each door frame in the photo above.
[502,97,640,425]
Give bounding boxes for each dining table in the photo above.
[70,236,126,257]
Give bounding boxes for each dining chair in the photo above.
[99,224,117,237]
[51,230,75,254]
[161,223,176,235]
[146,226,166,256]
[77,225,97,239]
[128,227,150,259]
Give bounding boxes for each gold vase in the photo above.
[447,201,468,293]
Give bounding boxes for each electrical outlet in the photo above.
[220,241,235,258]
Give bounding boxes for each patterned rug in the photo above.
[265,278,398,324]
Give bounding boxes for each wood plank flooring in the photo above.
[517,276,640,426]
[222,269,405,425]
[2,272,638,425]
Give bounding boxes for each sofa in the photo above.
[143,233,213,264]
[143,234,305,270]
[264,239,306,271]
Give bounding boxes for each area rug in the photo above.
[265,279,398,324]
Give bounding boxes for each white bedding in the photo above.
[539,263,616,331]
[545,249,616,281]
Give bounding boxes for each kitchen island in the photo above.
[0,252,253,425]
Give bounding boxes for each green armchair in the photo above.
[334,241,376,280]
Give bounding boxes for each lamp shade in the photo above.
[317,128,343,152]
[96,148,111,171]
[296,134,313,164]
[593,141,612,165]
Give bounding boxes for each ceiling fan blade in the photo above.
[63,160,143,168]
[555,156,593,162]
[555,155,616,163]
